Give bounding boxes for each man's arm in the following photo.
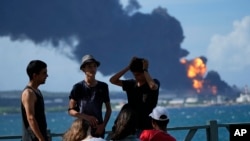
[109,57,136,86]
[109,66,129,86]
[103,102,112,127]
[22,89,46,141]
[95,101,112,135]
[143,59,159,90]
[68,99,99,127]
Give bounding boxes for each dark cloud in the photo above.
[0,0,238,96]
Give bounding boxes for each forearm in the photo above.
[144,71,158,90]
[102,108,112,127]
[27,117,45,140]
[68,109,88,120]
[109,66,129,84]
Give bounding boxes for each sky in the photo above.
[0,0,250,92]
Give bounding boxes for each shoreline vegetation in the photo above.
[0,104,124,115]
[1,90,250,115]
[0,101,134,114]
[1,101,250,115]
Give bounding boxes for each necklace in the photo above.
[84,80,97,87]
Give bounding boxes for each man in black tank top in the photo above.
[21,60,49,141]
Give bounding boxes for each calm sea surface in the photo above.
[1,104,250,141]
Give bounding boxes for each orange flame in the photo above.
[180,57,207,93]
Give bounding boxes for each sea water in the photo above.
[1,104,250,141]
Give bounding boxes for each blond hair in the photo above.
[62,118,89,141]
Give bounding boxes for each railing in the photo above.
[0,120,249,141]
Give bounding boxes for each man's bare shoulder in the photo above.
[21,88,36,101]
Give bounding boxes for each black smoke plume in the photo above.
[0,0,238,96]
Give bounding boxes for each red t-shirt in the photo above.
[140,129,176,141]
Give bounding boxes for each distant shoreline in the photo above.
[2,102,250,115]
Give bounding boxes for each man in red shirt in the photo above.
[140,106,176,141]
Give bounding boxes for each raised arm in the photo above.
[142,59,159,90]
[109,66,129,86]
[109,57,137,86]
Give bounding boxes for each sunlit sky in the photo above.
[0,0,250,92]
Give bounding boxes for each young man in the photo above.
[21,60,49,141]
[68,54,112,138]
[140,106,176,141]
[110,57,160,131]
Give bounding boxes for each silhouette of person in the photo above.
[108,103,139,141]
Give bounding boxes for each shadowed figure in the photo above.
[107,103,139,141]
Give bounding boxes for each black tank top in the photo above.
[21,86,48,141]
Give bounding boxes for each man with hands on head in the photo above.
[110,56,160,134]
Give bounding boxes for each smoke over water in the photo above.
[0,0,238,97]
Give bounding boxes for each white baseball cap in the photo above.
[149,106,169,121]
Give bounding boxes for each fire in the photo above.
[180,57,207,93]
[193,79,203,93]
[210,85,217,95]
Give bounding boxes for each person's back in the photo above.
[82,136,106,141]
[140,106,176,141]
[108,103,139,141]
[114,135,139,141]
[140,129,176,141]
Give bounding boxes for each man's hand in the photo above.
[95,123,105,136]
[142,59,149,70]
[85,115,98,127]
[129,56,137,67]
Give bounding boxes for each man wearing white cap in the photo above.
[67,54,112,138]
[140,106,176,141]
